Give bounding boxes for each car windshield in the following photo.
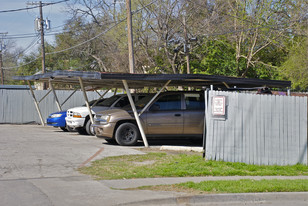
[82,99,105,106]
[97,95,121,107]
[122,94,155,110]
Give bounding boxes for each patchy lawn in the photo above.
[139,179,308,194]
[79,150,308,180]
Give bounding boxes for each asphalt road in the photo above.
[0,124,307,206]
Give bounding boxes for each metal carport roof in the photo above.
[13,70,291,89]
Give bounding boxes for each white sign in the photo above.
[212,96,225,116]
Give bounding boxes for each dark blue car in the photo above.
[47,110,75,132]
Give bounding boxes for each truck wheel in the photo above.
[115,123,139,146]
[85,120,95,136]
[66,125,76,132]
[77,127,87,135]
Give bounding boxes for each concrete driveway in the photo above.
[0,124,307,206]
[0,124,179,206]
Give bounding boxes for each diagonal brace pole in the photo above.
[27,80,45,126]
[78,77,94,124]
[122,80,149,147]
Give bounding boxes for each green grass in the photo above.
[179,179,308,193]
[142,179,308,194]
[79,152,308,180]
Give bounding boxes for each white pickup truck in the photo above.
[65,94,146,135]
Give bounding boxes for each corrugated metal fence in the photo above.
[206,91,308,165]
[0,89,113,124]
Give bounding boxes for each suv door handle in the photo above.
[174,114,181,117]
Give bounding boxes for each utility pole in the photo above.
[126,0,135,73]
[183,15,190,74]
[39,1,46,78]
[0,32,7,85]
[0,47,3,85]
[27,1,47,89]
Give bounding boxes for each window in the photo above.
[150,94,181,111]
[99,95,121,107]
[115,97,130,107]
[185,93,205,110]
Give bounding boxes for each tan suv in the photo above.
[93,91,205,146]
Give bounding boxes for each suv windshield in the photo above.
[123,94,155,110]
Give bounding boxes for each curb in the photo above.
[160,146,204,153]
[116,192,308,206]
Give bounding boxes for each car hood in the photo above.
[96,108,130,116]
[49,110,67,115]
[67,106,110,113]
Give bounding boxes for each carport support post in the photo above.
[122,80,149,147]
[202,88,209,158]
[78,77,94,124]
[27,80,45,126]
[49,80,62,111]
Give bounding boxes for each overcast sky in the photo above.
[0,0,72,54]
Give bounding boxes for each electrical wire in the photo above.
[46,0,158,55]
[0,0,69,13]
[3,0,157,70]
[2,55,41,70]
[3,35,40,61]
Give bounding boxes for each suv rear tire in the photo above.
[115,123,140,146]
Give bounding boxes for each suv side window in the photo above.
[115,96,130,107]
[150,94,181,111]
[184,93,205,110]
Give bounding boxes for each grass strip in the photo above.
[79,152,308,180]
[167,179,308,193]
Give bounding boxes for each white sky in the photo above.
[0,0,72,54]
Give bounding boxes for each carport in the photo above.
[13,70,291,148]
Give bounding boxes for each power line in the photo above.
[2,56,41,70]
[3,0,157,70]
[0,0,69,13]
[3,35,40,61]
[46,0,158,55]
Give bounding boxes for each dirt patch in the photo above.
[132,160,156,166]
[137,147,203,156]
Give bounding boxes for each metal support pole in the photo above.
[27,81,45,126]
[92,89,110,107]
[78,77,94,124]
[38,89,52,103]
[61,89,78,107]
[49,80,62,111]
[202,88,209,158]
[122,80,149,147]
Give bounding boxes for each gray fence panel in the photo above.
[206,91,308,165]
[0,90,113,124]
